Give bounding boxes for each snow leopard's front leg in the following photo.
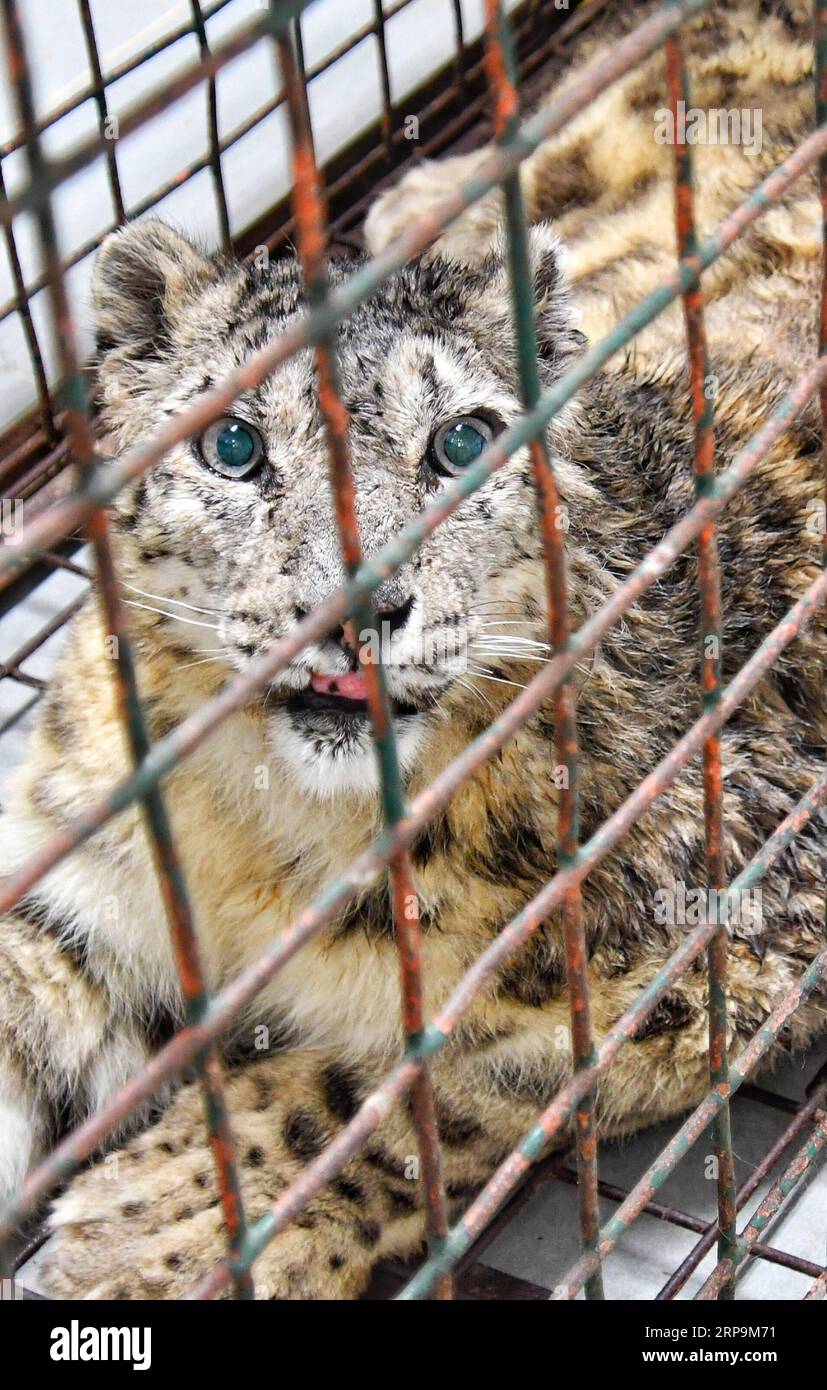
[362,128,554,265]
[0,903,160,1207]
[40,1047,520,1300]
[39,944,822,1299]
[364,148,506,265]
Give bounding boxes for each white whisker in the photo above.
[471,649,551,664]
[123,598,220,631]
[467,666,529,691]
[175,655,230,672]
[478,624,549,644]
[470,599,526,609]
[473,638,549,651]
[452,675,495,711]
[121,580,222,616]
[479,620,543,629]
[470,608,527,618]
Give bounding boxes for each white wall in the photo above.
[0,0,521,435]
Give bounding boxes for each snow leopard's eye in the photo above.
[199,417,264,479]
[430,415,495,478]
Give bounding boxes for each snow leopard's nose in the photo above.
[371,592,415,637]
[295,592,414,650]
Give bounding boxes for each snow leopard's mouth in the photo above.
[286,670,420,722]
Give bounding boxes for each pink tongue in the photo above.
[310,671,368,701]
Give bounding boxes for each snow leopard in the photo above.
[0,0,825,1298]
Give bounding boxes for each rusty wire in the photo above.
[664,18,737,1299]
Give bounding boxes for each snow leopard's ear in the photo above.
[92,219,219,362]
[445,220,584,372]
[521,222,583,365]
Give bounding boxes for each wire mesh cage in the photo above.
[0,0,826,1304]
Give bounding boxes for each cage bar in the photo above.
[0,0,254,1298]
[190,0,232,252]
[0,0,703,350]
[403,773,827,1299]
[272,13,452,1297]
[3,331,824,959]
[658,989,827,1295]
[372,0,394,159]
[0,589,87,688]
[664,17,737,1298]
[0,1,235,160]
[550,1156,826,1286]
[484,0,603,1300]
[6,551,826,1272]
[818,0,827,570]
[2,357,827,1254]
[695,1110,827,1300]
[0,0,695,494]
[0,159,56,441]
[77,0,126,224]
[6,109,827,598]
[0,1,317,230]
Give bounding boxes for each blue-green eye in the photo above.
[199,416,263,479]
[431,415,495,477]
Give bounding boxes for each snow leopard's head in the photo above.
[93,219,585,798]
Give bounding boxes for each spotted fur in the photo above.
[0,0,825,1298]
